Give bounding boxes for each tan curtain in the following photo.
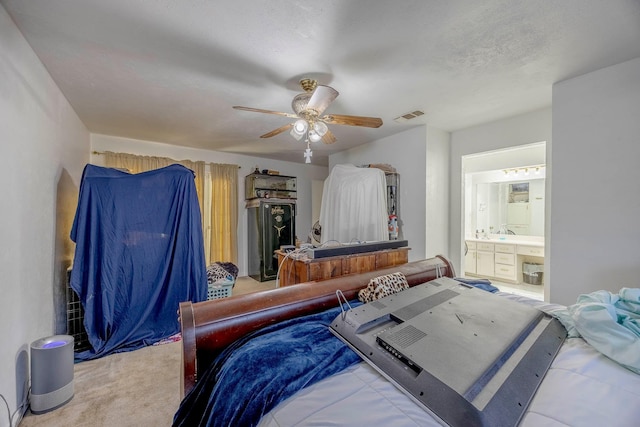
[209,163,238,264]
[103,151,171,174]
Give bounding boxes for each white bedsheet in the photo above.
[259,294,640,427]
[319,164,389,244]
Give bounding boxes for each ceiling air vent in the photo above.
[394,110,425,123]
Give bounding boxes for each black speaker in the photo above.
[30,335,74,414]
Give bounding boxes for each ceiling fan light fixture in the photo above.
[306,94,334,116]
[291,93,312,115]
[293,119,308,134]
[233,78,382,165]
[308,129,322,143]
[290,127,304,140]
[313,121,328,136]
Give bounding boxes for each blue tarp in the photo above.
[70,164,207,360]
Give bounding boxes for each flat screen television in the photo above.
[330,277,566,426]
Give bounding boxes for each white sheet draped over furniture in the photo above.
[319,164,388,244]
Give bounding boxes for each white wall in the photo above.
[90,134,328,276]
[550,57,640,305]
[329,126,450,262]
[450,108,552,278]
[464,143,546,174]
[426,126,450,260]
[0,6,89,425]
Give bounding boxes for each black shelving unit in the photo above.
[66,268,91,352]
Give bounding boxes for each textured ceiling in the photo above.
[3,0,640,165]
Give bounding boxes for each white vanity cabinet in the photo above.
[493,243,517,282]
[476,242,495,277]
[465,240,541,284]
[517,245,544,257]
[465,241,477,274]
[517,244,545,284]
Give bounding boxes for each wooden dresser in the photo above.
[276,247,410,287]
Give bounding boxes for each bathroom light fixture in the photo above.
[502,165,545,177]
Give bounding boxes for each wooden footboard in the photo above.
[178,255,455,396]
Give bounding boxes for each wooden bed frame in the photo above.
[178,255,455,396]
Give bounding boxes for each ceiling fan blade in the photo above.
[233,106,298,119]
[260,123,293,138]
[306,85,339,115]
[321,114,383,128]
[321,130,337,145]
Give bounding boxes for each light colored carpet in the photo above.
[19,276,275,426]
[20,341,182,427]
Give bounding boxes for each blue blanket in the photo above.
[173,303,362,427]
[70,164,207,360]
[454,277,499,293]
[548,288,640,374]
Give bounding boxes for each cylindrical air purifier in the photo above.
[30,335,74,414]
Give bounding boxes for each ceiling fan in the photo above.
[233,78,383,163]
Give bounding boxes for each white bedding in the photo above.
[259,294,640,427]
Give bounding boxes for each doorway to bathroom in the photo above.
[461,142,546,300]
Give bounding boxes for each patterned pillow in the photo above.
[358,272,409,303]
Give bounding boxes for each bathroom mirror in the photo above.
[466,169,545,238]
